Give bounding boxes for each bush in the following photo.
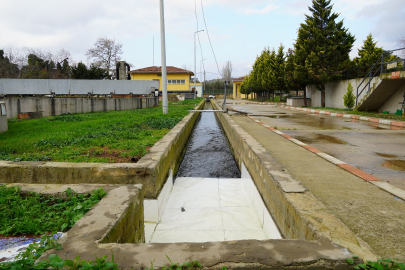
[344,82,355,109]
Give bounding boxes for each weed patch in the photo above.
[0,185,106,236]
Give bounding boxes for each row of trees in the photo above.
[0,37,124,80]
[240,0,403,107]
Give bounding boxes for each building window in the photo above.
[167,79,186,84]
[0,104,6,116]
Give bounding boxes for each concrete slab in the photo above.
[150,177,281,243]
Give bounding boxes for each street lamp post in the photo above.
[194,30,204,98]
[160,0,168,114]
[200,58,207,98]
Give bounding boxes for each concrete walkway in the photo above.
[230,112,405,261]
[147,177,281,243]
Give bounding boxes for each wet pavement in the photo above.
[176,102,240,178]
[225,100,405,190]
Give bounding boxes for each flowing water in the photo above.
[176,102,241,178]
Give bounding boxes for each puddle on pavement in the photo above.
[294,134,347,144]
[377,153,399,158]
[382,160,405,171]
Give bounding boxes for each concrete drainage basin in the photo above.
[36,100,371,269]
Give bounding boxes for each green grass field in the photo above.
[0,98,203,163]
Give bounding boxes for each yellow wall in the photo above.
[233,82,243,99]
[130,73,192,92]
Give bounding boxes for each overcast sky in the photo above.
[1,0,404,80]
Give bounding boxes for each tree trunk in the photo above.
[321,85,326,107]
[303,87,307,107]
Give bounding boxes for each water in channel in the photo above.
[176,102,241,178]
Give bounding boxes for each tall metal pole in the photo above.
[194,30,204,99]
[160,0,168,114]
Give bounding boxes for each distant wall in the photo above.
[306,77,371,108]
[307,77,404,112]
[0,79,159,95]
[5,97,159,119]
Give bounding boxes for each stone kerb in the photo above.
[211,100,378,261]
[0,100,206,199]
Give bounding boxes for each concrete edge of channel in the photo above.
[246,115,405,202]
[212,100,379,262]
[0,100,206,199]
[17,182,359,270]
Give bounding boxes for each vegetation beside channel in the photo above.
[0,185,106,236]
[0,98,203,163]
[303,107,405,122]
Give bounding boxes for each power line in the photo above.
[200,0,222,77]
[194,0,205,81]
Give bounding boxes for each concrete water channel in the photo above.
[145,102,281,243]
[1,99,368,268]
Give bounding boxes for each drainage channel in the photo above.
[145,101,281,243]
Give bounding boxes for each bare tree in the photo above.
[221,61,232,81]
[54,49,72,63]
[181,64,192,71]
[3,47,26,70]
[86,37,123,78]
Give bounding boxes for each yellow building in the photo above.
[128,66,195,93]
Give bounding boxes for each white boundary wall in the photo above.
[4,97,159,119]
[306,77,374,108]
[0,79,159,95]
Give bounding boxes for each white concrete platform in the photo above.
[147,177,281,243]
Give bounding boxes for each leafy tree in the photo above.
[0,49,19,78]
[353,34,384,67]
[343,82,355,109]
[295,0,355,107]
[260,47,275,100]
[269,44,286,100]
[86,37,123,78]
[71,62,108,79]
[240,74,251,95]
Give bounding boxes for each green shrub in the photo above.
[344,82,355,109]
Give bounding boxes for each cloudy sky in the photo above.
[1,0,404,80]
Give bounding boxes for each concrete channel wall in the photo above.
[0,79,159,95]
[211,100,377,261]
[0,100,205,199]
[4,96,159,119]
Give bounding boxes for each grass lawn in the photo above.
[0,98,203,163]
[305,106,405,122]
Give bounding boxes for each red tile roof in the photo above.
[128,66,194,75]
[233,76,245,82]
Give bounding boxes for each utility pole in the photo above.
[223,80,228,112]
[160,0,168,114]
[153,36,154,66]
[194,30,204,99]
[203,70,206,97]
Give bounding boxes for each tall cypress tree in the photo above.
[295,0,355,107]
[261,47,275,100]
[269,44,286,101]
